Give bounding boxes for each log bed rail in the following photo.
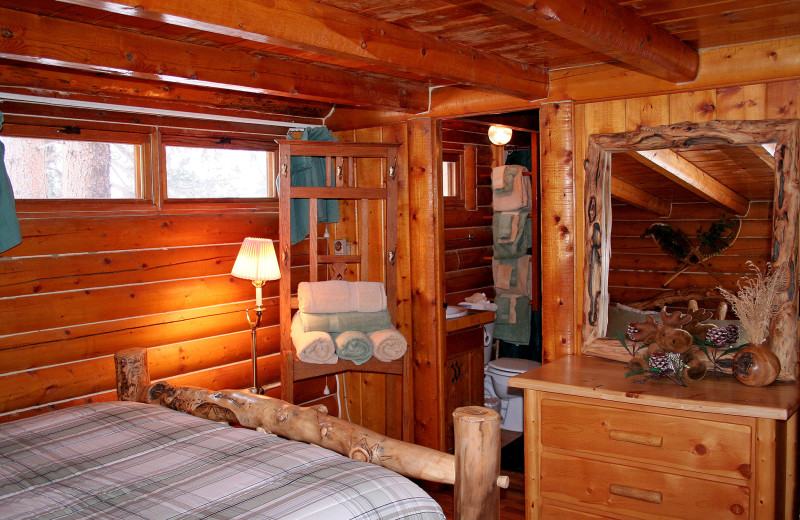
[115,348,507,520]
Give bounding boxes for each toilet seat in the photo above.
[487,357,540,376]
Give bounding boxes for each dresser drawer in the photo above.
[541,503,619,519]
[540,396,752,480]
[541,452,750,520]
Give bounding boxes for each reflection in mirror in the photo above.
[581,120,799,381]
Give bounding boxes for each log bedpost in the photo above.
[453,406,503,520]
[113,349,507,520]
[114,348,150,402]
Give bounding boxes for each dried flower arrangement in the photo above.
[717,261,790,345]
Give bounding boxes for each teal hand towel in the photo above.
[493,211,530,258]
[334,330,374,365]
[494,294,531,345]
[285,126,340,245]
[300,310,392,333]
[0,111,21,254]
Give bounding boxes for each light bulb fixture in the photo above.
[488,125,513,146]
[231,237,281,392]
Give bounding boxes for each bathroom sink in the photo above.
[445,306,469,319]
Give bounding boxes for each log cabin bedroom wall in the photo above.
[1,2,800,470]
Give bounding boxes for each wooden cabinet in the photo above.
[443,310,494,452]
[510,356,800,520]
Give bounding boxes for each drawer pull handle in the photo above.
[609,429,663,447]
[609,484,662,504]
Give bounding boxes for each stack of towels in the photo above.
[491,164,533,345]
[291,280,408,365]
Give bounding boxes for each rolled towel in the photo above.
[291,312,338,364]
[298,280,387,314]
[370,328,408,362]
[299,310,392,333]
[334,330,374,365]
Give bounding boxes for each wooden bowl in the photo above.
[732,343,780,387]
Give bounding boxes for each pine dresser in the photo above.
[509,355,800,520]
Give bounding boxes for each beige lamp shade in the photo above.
[232,238,281,281]
[488,125,513,146]
[232,238,281,308]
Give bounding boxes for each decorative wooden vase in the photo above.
[732,341,780,387]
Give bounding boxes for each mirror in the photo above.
[581,119,799,381]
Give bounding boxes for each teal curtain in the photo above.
[286,126,340,245]
[0,110,21,253]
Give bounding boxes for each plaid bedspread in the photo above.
[0,401,445,520]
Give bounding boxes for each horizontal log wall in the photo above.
[442,120,496,306]
[564,79,800,355]
[0,123,340,422]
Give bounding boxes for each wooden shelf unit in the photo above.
[276,140,412,439]
[510,355,800,520]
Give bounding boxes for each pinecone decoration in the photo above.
[706,324,740,347]
[626,324,638,341]
[647,352,673,372]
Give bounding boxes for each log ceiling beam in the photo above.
[53,0,549,100]
[749,144,777,170]
[0,62,327,125]
[0,8,427,112]
[610,176,671,217]
[631,149,750,215]
[476,0,699,83]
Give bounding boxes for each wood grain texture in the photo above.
[540,103,577,362]
[408,118,447,450]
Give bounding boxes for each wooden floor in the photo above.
[425,469,526,520]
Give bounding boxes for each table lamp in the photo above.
[231,237,281,392]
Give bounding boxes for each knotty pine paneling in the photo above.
[0,207,331,422]
[560,80,800,357]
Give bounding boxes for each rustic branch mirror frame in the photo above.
[581,119,800,381]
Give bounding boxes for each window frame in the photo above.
[159,132,279,206]
[1,114,283,215]
[442,151,463,202]
[2,121,153,212]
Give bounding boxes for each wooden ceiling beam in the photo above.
[631,149,750,215]
[0,62,327,125]
[476,0,699,82]
[0,8,427,112]
[610,176,671,217]
[53,0,549,100]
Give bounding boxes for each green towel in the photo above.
[299,310,392,333]
[493,211,530,258]
[284,126,340,245]
[494,294,531,345]
[0,111,21,254]
[334,330,374,365]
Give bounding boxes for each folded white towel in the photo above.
[291,312,338,364]
[298,281,387,314]
[370,328,408,362]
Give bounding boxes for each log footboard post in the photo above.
[453,406,502,520]
[115,348,150,402]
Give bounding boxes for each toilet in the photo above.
[485,357,541,432]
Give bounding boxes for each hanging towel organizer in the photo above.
[277,139,411,438]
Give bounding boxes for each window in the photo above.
[2,128,146,200]
[162,136,277,200]
[443,153,461,198]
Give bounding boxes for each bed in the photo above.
[0,349,504,520]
